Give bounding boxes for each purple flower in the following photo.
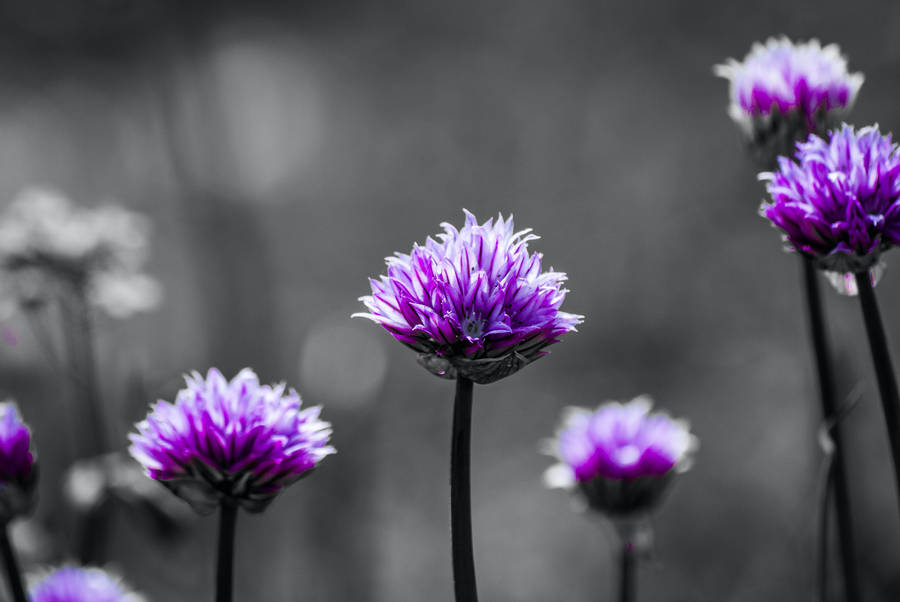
[29,566,142,602]
[355,210,583,384]
[0,402,36,522]
[543,397,696,515]
[760,124,900,274]
[129,368,335,514]
[715,37,863,167]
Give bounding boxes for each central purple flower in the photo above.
[29,566,141,602]
[129,368,335,514]
[0,402,36,523]
[544,397,696,515]
[760,124,900,273]
[355,210,583,384]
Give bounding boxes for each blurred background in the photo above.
[0,0,899,599]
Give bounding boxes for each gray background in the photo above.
[0,0,899,600]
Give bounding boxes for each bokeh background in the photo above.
[0,0,900,600]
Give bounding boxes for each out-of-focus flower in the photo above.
[89,272,162,319]
[543,396,696,516]
[0,188,162,318]
[10,519,54,565]
[0,402,36,523]
[63,452,192,537]
[355,210,583,384]
[129,368,335,514]
[29,566,143,602]
[715,37,863,167]
[760,124,900,276]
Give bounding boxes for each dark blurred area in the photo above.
[1,0,900,600]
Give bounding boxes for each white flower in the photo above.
[0,187,162,318]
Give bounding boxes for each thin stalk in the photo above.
[619,537,635,602]
[215,501,238,602]
[78,499,111,565]
[22,306,63,375]
[451,376,477,602]
[0,524,27,602]
[59,282,107,458]
[59,283,111,563]
[817,457,835,601]
[855,271,900,516]
[802,258,861,601]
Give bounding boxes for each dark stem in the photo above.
[78,499,112,566]
[0,524,27,602]
[802,258,861,602]
[215,502,238,602]
[59,283,111,564]
[818,458,835,602]
[619,537,635,602]
[22,306,63,375]
[59,282,107,458]
[451,376,478,602]
[855,271,900,518]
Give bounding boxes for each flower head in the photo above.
[0,402,36,523]
[0,188,162,318]
[355,210,583,384]
[760,124,900,274]
[715,37,863,167]
[129,368,335,514]
[543,396,696,516]
[29,566,142,602]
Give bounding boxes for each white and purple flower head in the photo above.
[760,123,900,284]
[29,566,143,602]
[129,368,335,514]
[716,37,863,167]
[0,402,36,523]
[0,188,162,318]
[543,396,697,516]
[355,210,583,384]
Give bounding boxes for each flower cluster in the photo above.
[544,396,696,515]
[0,402,36,523]
[29,566,142,602]
[355,210,583,384]
[716,37,863,167]
[760,123,900,274]
[0,188,162,318]
[129,368,335,514]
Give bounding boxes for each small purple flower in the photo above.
[129,368,335,514]
[0,402,36,523]
[716,37,863,167]
[760,124,900,275]
[355,210,583,384]
[29,566,142,602]
[543,396,696,515]
[717,37,862,126]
